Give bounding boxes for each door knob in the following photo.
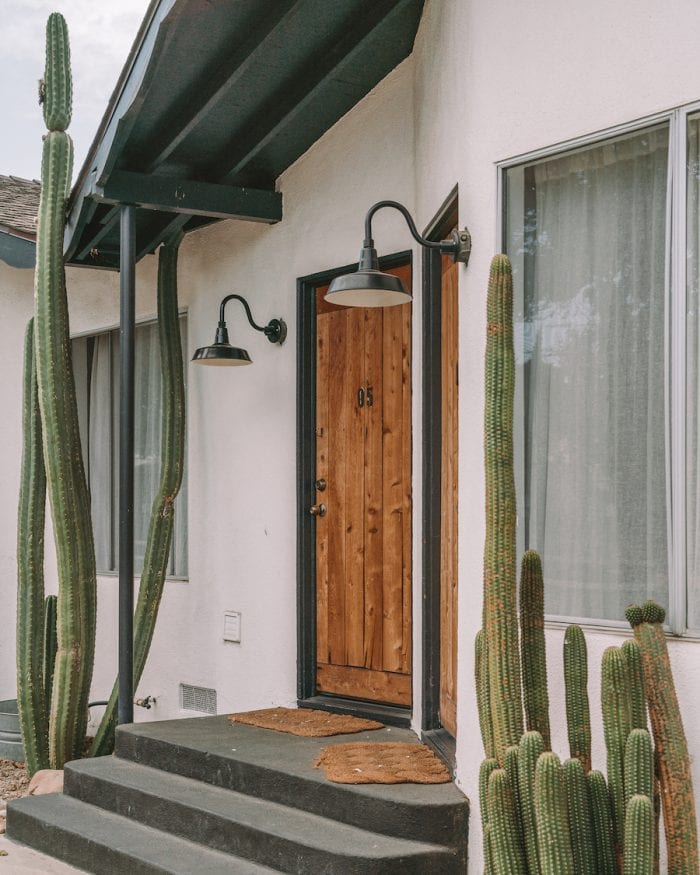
[309,503,326,517]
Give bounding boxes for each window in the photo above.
[503,107,700,635]
[72,317,188,578]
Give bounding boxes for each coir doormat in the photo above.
[314,742,452,784]
[228,707,384,737]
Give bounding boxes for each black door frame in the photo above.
[296,250,413,728]
[421,188,459,767]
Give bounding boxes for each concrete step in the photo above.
[64,755,459,874]
[7,793,280,875]
[115,715,469,852]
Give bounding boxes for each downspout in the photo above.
[118,203,135,725]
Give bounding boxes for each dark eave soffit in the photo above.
[65,0,426,271]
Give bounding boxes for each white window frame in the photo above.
[497,103,700,638]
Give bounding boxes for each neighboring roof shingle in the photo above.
[0,175,40,238]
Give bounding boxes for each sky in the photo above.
[0,0,148,181]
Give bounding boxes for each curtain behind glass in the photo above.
[687,115,700,631]
[508,126,670,621]
[89,333,114,571]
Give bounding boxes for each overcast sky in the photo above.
[0,0,148,181]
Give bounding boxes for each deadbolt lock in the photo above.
[315,478,327,491]
[309,503,326,517]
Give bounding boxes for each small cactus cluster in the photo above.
[477,255,698,875]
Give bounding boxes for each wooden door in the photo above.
[315,264,412,707]
[439,257,459,735]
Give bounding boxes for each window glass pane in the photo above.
[89,332,114,571]
[506,124,670,622]
[687,113,700,631]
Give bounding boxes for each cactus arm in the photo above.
[487,768,528,875]
[483,255,523,764]
[563,757,596,874]
[476,629,496,759]
[563,624,591,771]
[91,233,185,757]
[624,728,654,804]
[16,320,49,776]
[42,594,58,712]
[42,13,72,132]
[587,769,617,875]
[519,550,551,748]
[623,795,654,875]
[518,730,545,875]
[534,752,575,875]
[626,603,699,875]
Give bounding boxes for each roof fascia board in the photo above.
[89,170,282,223]
[64,0,178,260]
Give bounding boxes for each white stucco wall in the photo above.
[409,0,700,870]
[3,0,700,870]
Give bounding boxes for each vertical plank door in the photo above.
[315,264,412,707]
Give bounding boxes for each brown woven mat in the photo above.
[228,707,384,737]
[314,742,452,784]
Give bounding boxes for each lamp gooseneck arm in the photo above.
[362,200,459,255]
[219,294,266,334]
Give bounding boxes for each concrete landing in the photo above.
[0,834,83,873]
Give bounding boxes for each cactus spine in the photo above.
[484,254,523,764]
[16,320,49,776]
[626,602,699,875]
[33,12,97,768]
[563,624,591,771]
[520,550,550,748]
[91,233,186,756]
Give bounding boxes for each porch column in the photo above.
[118,203,135,725]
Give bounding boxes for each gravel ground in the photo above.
[0,760,29,802]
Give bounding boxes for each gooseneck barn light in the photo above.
[192,294,287,366]
[325,200,471,307]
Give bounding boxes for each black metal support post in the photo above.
[118,204,136,726]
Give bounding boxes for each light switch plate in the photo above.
[223,611,241,643]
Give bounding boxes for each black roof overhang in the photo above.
[65,0,426,270]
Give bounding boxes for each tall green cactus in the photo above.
[534,752,575,875]
[623,795,654,875]
[563,757,596,874]
[43,594,58,714]
[33,12,97,768]
[16,320,49,776]
[476,629,496,759]
[563,624,591,772]
[91,233,186,757]
[483,254,523,764]
[602,646,631,857]
[488,768,528,875]
[517,731,544,875]
[588,769,617,875]
[480,757,500,875]
[626,602,698,875]
[520,550,550,748]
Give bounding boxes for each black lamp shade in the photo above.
[325,269,411,308]
[191,343,252,366]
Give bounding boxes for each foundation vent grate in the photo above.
[180,683,217,715]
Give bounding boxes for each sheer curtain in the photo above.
[80,318,188,578]
[687,114,700,631]
[507,126,670,621]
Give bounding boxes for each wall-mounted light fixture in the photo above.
[325,200,471,308]
[192,294,287,366]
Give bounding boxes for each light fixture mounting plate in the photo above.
[449,226,472,266]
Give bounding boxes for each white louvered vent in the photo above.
[180,683,217,715]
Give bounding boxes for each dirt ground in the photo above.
[0,760,28,802]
